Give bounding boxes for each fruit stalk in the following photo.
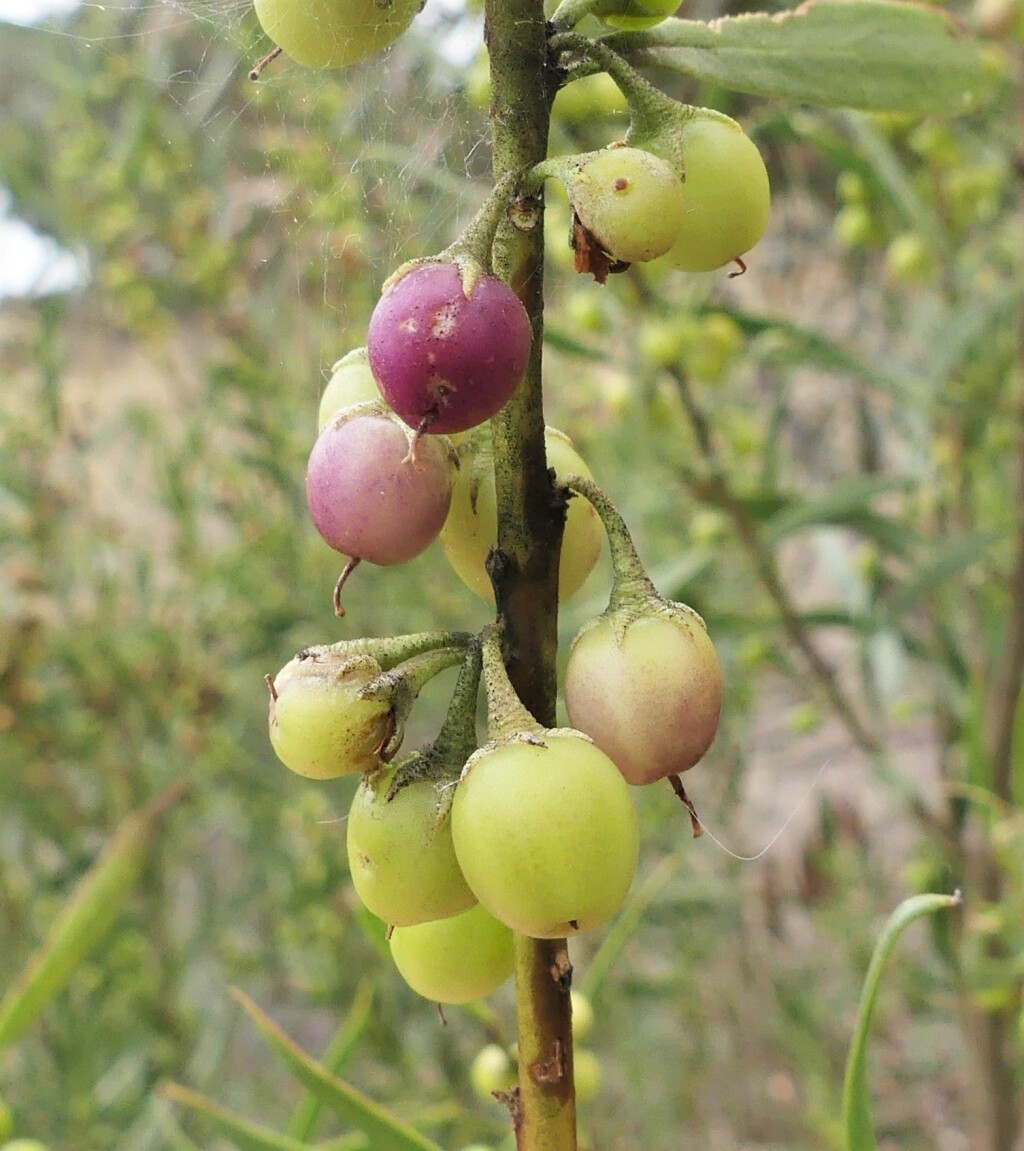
[562,474,658,610]
[483,0,576,1146]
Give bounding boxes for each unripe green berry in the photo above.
[574,1049,603,1101]
[470,1043,516,1098]
[567,147,686,264]
[268,651,392,780]
[318,348,380,430]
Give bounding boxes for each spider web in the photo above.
[4,0,492,395]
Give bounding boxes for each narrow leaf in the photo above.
[761,476,913,548]
[543,325,605,360]
[842,891,962,1151]
[0,781,189,1051]
[287,979,375,1142]
[885,532,999,617]
[231,988,444,1151]
[612,1,991,114]
[160,1083,313,1151]
[715,305,921,404]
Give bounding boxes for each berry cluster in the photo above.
[256,0,755,1010]
[269,459,723,1005]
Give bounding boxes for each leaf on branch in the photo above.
[841,892,962,1150]
[230,988,444,1151]
[610,0,993,114]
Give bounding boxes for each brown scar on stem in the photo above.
[530,1038,567,1085]
[550,943,573,990]
[728,256,747,278]
[496,1085,522,1128]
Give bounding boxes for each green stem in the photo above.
[428,638,483,768]
[484,0,577,1146]
[563,474,658,610]
[480,626,545,743]
[307,630,473,672]
[549,0,620,32]
[548,32,679,135]
[440,170,526,274]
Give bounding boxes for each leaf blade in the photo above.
[231,988,444,1151]
[612,1,992,114]
[842,891,962,1151]
[160,1083,319,1151]
[0,781,189,1052]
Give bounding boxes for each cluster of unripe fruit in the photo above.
[266,405,722,1008]
[256,0,758,1011]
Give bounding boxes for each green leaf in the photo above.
[287,979,375,1142]
[231,989,444,1151]
[842,891,962,1151]
[717,304,923,404]
[0,781,189,1052]
[160,1083,322,1151]
[885,532,999,617]
[543,324,605,360]
[760,477,915,551]
[612,1,992,114]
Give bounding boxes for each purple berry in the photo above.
[367,263,532,435]
[306,407,454,565]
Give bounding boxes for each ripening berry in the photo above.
[367,262,532,435]
[306,407,454,565]
[564,610,723,785]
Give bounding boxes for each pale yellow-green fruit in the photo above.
[268,651,391,780]
[571,990,595,1040]
[469,1043,516,1098]
[253,0,420,69]
[346,765,476,926]
[553,72,628,124]
[574,1049,603,1101]
[601,0,680,30]
[317,348,380,430]
[451,731,639,938]
[654,118,770,273]
[389,904,514,1004]
[567,148,686,264]
[440,428,603,604]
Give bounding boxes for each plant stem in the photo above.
[484,3,576,1149]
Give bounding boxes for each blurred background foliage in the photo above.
[0,0,1021,1148]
